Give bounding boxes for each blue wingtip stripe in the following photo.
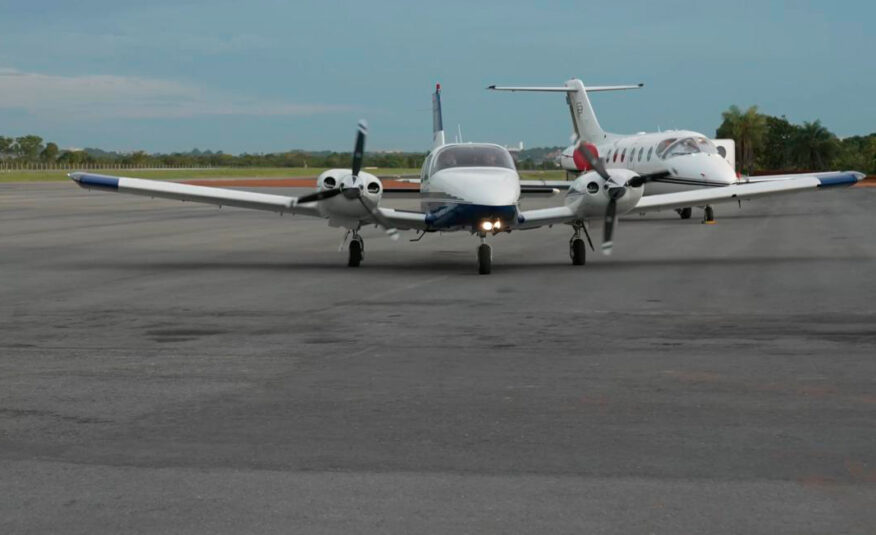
[74,173,119,190]
[816,172,861,188]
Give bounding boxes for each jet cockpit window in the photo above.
[661,137,719,159]
[655,138,677,158]
[433,145,516,172]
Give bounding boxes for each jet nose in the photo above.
[670,154,737,185]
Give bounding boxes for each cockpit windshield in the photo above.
[433,145,516,172]
[661,137,718,159]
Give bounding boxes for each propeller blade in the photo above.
[602,198,617,256]
[576,142,610,182]
[295,187,344,204]
[358,195,399,240]
[627,170,671,188]
[351,120,367,177]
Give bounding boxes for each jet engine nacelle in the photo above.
[315,169,384,226]
[559,142,600,172]
[564,168,644,219]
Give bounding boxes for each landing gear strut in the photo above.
[348,232,364,267]
[477,236,492,275]
[703,205,716,224]
[677,207,692,220]
[570,225,586,266]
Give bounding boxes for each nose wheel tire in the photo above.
[677,207,692,220]
[570,238,586,265]
[477,244,492,275]
[348,237,363,267]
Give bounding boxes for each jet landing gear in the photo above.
[702,205,716,225]
[477,236,492,275]
[676,207,692,220]
[348,232,364,267]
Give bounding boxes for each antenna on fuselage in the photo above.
[457,124,463,143]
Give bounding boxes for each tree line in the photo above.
[716,106,875,175]
[3,108,874,174]
[0,136,428,169]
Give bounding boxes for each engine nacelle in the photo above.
[315,169,384,226]
[564,168,644,219]
[559,142,600,172]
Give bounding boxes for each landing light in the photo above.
[480,221,494,231]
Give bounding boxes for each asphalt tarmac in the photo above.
[1,182,874,534]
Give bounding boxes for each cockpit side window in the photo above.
[662,137,719,159]
[420,153,433,180]
[433,145,516,172]
[656,138,677,158]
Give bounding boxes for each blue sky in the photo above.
[0,0,872,153]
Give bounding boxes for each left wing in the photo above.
[634,171,863,214]
[72,172,318,217]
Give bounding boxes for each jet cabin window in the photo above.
[661,137,719,159]
[433,145,516,172]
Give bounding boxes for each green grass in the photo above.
[0,167,567,183]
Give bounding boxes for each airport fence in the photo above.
[0,163,219,173]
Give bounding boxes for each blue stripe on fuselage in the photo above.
[425,203,517,230]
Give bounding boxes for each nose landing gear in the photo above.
[477,235,492,275]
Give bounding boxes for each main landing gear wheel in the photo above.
[703,205,716,224]
[348,236,363,267]
[570,238,586,265]
[477,243,492,275]
[677,207,692,220]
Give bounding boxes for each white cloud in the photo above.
[0,68,349,119]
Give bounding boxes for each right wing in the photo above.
[634,171,863,213]
[70,172,321,216]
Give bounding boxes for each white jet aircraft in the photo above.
[489,79,754,221]
[70,84,863,274]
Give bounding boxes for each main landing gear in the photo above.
[703,205,716,224]
[676,207,692,220]
[570,228,586,266]
[569,222,592,266]
[477,236,492,275]
[348,231,364,267]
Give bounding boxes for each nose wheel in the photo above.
[477,236,492,275]
[348,233,364,267]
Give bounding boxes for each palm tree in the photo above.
[789,120,839,171]
[716,105,767,175]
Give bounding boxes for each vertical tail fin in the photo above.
[432,83,445,149]
[564,79,605,143]
[487,79,643,144]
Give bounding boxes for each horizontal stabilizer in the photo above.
[488,84,643,93]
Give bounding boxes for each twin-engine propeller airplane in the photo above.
[489,78,753,221]
[70,84,863,275]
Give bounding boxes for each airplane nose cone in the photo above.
[670,154,737,185]
[436,168,519,206]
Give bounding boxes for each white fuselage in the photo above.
[562,130,739,194]
[418,143,521,231]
